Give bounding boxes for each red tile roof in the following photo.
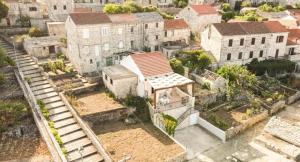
[69,12,112,25]
[213,21,288,36]
[263,21,288,33]
[164,19,189,30]
[73,8,92,13]
[190,5,218,15]
[108,14,137,23]
[130,52,173,77]
[287,29,300,46]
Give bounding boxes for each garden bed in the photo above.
[93,121,185,162]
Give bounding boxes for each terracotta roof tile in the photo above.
[108,14,138,23]
[69,12,112,25]
[130,52,173,77]
[213,21,287,36]
[190,5,218,15]
[73,8,92,13]
[164,19,189,30]
[287,29,300,46]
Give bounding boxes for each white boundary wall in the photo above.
[197,117,226,142]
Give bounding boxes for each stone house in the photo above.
[228,0,299,8]
[65,12,164,75]
[162,19,190,58]
[47,22,66,37]
[23,36,63,59]
[103,52,198,129]
[2,0,47,29]
[286,29,300,62]
[178,4,221,33]
[201,21,289,65]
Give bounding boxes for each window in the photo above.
[251,38,255,45]
[105,74,107,80]
[53,5,57,10]
[165,31,167,37]
[95,45,100,57]
[275,49,279,58]
[97,61,100,67]
[156,35,158,40]
[130,41,134,49]
[261,37,266,44]
[228,39,233,47]
[63,5,67,10]
[106,57,113,66]
[145,24,148,29]
[155,45,159,51]
[240,38,244,46]
[29,7,37,11]
[276,36,284,43]
[110,79,113,85]
[156,23,159,28]
[289,48,295,55]
[82,29,89,38]
[89,59,93,64]
[238,52,242,59]
[101,27,109,36]
[227,53,231,60]
[249,51,253,58]
[118,41,124,48]
[259,50,263,57]
[131,26,134,33]
[118,28,123,35]
[104,43,109,51]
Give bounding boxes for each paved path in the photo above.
[0,40,104,162]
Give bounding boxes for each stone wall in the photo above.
[287,91,300,105]
[270,100,285,115]
[83,107,135,127]
[0,27,30,35]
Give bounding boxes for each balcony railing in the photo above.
[155,96,191,112]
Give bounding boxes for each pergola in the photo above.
[147,73,194,109]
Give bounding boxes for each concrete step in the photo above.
[46,101,64,110]
[50,112,73,122]
[24,73,42,79]
[32,84,52,92]
[73,153,103,162]
[19,59,35,65]
[30,80,49,87]
[30,76,47,83]
[33,88,55,96]
[61,130,86,144]
[23,69,42,75]
[36,92,58,100]
[15,56,32,62]
[64,137,92,153]
[57,124,81,136]
[68,145,98,162]
[21,65,40,72]
[54,118,77,129]
[42,96,61,104]
[48,106,69,116]
[19,62,36,68]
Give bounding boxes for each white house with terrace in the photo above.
[178,4,221,33]
[102,52,198,129]
[286,29,300,62]
[201,21,289,65]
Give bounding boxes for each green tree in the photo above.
[198,54,212,71]
[0,0,8,22]
[170,58,185,75]
[173,0,188,8]
[241,1,252,7]
[221,3,232,12]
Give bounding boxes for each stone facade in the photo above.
[65,12,164,75]
[201,22,289,66]
[1,0,47,29]
[178,5,221,33]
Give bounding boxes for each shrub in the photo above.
[202,82,211,90]
[173,0,188,8]
[241,1,252,7]
[66,94,79,107]
[0,46,15,67]
[16,15,31,27]
[162,113,177,136]
[198,53,212,71]
[28,27,43,37]
[0,0,8,21]
[124,95,150,122]
[103,2,158,14]
[159,11,174,19]
[169,58,185,75]
[247,59,296,76]
[259,3,285,12]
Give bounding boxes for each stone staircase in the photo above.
[0,40,106,162]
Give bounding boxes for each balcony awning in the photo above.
[147,72,194,90]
